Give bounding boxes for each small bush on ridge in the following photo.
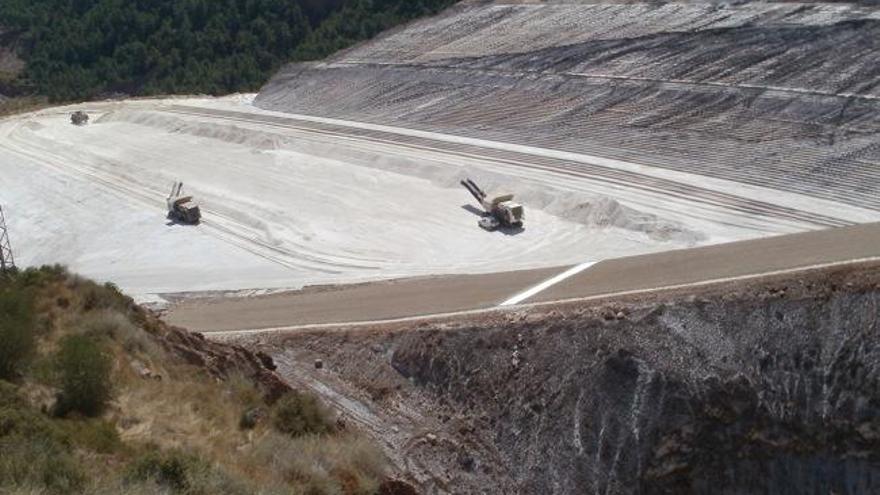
[125,449,249,495]
[0,289,36,379]
[0,381,86,493]
[272,391,334,438]
[54,335,113,417]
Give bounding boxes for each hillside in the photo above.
[0,0,455,102]
[241,260,880,493]
[0,266,405,494]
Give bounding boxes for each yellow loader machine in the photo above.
[166,182,201,224]
[461,178,524,231]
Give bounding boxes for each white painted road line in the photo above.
[499,262,597,306]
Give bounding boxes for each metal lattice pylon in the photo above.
[0,205,15,272]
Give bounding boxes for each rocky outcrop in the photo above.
[160,326,291,403]
[259,263,880,493]
[133,308,291,403]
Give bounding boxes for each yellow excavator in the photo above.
[461,178,524,231]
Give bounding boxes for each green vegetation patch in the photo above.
[54,334,113,417]
[0,381,87,494]
[272,390,335,438]
[0,286,36,379]
[125,449,250,495]
[0,0,456,102]
[0,266,388,494]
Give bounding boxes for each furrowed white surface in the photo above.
[6,95,870,302]
[499,261,596,306]
[0,97,697,301]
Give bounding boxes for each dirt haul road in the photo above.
[167,221,880,333]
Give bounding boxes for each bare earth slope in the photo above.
[236,261,880,494]
[257,1,880,210]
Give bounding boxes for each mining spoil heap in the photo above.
[257,0,880,211]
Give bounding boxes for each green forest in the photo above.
[0,0,455,102]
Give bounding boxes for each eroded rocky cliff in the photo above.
[245,263,880,494]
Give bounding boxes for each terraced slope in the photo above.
[257,1,880,211]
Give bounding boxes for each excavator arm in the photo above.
[460,178,487,205]
[168,182,179,201]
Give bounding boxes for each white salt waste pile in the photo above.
[1,95,871,303]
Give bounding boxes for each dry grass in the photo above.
[111,347,247,451]
[0,267,390,494]
[249,432,387,495]
[115,371,388,492]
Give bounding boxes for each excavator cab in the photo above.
[496,201,524,226]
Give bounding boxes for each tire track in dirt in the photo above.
[0,122,379,273]
[166,105,852,229]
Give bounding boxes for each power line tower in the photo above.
[0,205,16,273]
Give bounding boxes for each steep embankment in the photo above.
[0,266,396,494]
[243,262,880,493]
[257,1,880,211]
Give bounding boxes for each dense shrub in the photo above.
[253,432,386,495]
[0,436,86,493]
[294,0,456,61]
[125,449,248,495]
[0,382,87,493]
[54,335,113,417]
[0,381,61,440]
[126,451,193,492]
[60,418,122,454]
[12,264,68,289]
[0,0,456,102]
[77,309,161,358]
[0,288,36,379]
[272,391,333,438]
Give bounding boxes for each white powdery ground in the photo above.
[0,95,853,302]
